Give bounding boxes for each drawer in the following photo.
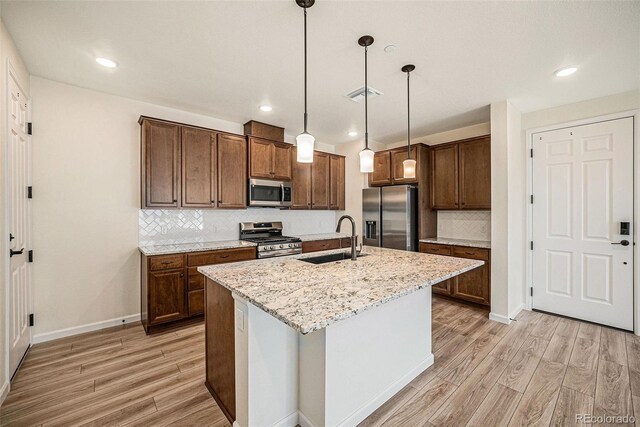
[188,267,204,291]
[419,243,452,256]
[339,237,351,248]
[188,247,256,267]
[302,239,341,253]
[149,254,185,271]
[451,246,490,261]
[188,290,204,316]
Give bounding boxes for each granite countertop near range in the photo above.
[198,246,483,334]
[139,240,257,256]
[296,232,351,242]
[419,237,491,249]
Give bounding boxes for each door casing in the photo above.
[526,110,640,336]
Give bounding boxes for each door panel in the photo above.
[291,148,312,209]
[249,137,273,179]
[430,145,459,209]
[391,146,418,184]
[369,151,392,186]
[8,70,31,378]
[459,137,491,209]
[149,270,187,325]
[217,134,247,208]
[181,127,216,207]
[311,152,329,209]
[532,117,633,330]
[272,143,292,180]
[143,120,180,207]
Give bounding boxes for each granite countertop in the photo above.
[296,233,351,242]
[198,246,483,334]
[419,237,491,249]
[139,240,257,256]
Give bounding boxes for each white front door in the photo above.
[532,117,634,331]
[7,67,31,377]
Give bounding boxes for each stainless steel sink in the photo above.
[300,252,368,265]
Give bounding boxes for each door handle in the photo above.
[611,240,630,246]
[10,248,24,257]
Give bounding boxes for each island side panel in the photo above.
[205,278,236,423]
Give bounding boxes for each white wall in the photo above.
[1,18,30,403]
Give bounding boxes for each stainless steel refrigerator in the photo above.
[363,186,418,251]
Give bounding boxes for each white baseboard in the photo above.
[32,314,141,344]
[298,410,316,427]
[509,304,525,321]
[489,312,512,325]
[0,380,9,407]
[337,353,435,427]
[272,411,302,427]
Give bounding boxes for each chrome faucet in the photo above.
[336,215,359,261]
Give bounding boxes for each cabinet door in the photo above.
[148,269,187,325]
[181,127,216,208]
[419,243,453,296]
[188,290,204,316]
[391,146,418,184]
[291,147,312,209]
[451,246,490,305]
[329,155,341,210]
[217,134,247,208]
[142,120,180,207]
[459,137,491,210]
[249,137,273,179]
[338,156,346,210]
[369,151,392,186]
[272,142,292,180]
[311,152,330,209]
[430,144,459,209]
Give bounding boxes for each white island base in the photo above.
[233,287,433,427]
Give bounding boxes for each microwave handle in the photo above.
[281,183,285,203]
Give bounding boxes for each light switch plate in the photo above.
[236,308,245,331]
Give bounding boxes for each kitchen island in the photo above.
[199,246,483,427]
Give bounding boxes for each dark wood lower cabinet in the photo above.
[302,237,352,253]
[419,242,491,306]
[148,269,187,325]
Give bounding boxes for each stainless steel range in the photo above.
[240,222,302,258]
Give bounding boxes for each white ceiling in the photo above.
[2,1,639,145]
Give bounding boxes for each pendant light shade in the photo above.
[296,132,315,163]
[402,64,416,179]
[358,35,375,173]
[359,148,375,173]
[296,0,315,163]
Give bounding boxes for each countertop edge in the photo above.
[419,238,491,249]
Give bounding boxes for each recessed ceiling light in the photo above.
[384,45,397,53]
[348,130,358,137]
[259,105,273,112]
[95,57,118,68]
[554,66,577,77]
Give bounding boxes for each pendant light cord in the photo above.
[364,45,369,150]
[303,7,308,133]
[406,70,411,158]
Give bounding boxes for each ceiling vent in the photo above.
[345,86,383,103]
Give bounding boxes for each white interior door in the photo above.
[7,68,31,377]
[532,117,634,331]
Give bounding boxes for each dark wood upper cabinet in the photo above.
[311,152,330,209]
[217,134,247,208]
[369,151,392,186]
[329,155,345,210]
[459,136,491,210]
[141,119,180,208]
[430,135,491,210]
[430,144,460,210]
[291,147,312,209]
[391,146,419,184]
[181,127,216,208]
[248,137,292,181]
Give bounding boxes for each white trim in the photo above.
[271,411,300,427]
[32,314,140,344]
[509,304,525,321]
[525,109,640,335]
[0,380,9,406]
[336,353,434,427]
[297,411,317,427]
[489,312,512,325]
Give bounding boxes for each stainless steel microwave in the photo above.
[248,179,292,208]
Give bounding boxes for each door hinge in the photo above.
[530,148,533,158]
[530,195,533,204]
[29,313,34,327]
[27,186,33,199]
[27,122,32,135]
[28,250,33,263]
[530,241,534,250]
[530,287,533,297]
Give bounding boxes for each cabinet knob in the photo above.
[180,273,184,278]
[173,199,177,203]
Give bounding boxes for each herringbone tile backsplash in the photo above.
[139,209,338,246]
[437,211,491,241]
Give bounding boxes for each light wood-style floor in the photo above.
[1,297,639,426]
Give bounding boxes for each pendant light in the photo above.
[358,35,375,173]
[402,64,416,179]
[295,0,315,163]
